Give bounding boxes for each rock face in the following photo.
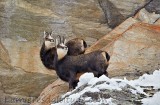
[31,79,68,105]
[145,0,160,14]
[155,18,160,25]
[31,17,160,105]
[87,18,160,79]
[86,17,139,53]
[0,0,111,74]
[105,23,160,78]
[1,39,56,74]
[0,41,57,105]
[0,0,158,74]
[135,8,160,24]
[0,0,160,105]
[85,13,160,79]
[0,0,111,42]
[98,0,152,28]
[0,60,57,105]
[0,41,10,65]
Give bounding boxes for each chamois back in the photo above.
[54,37,110,89]
[66,38,87,56]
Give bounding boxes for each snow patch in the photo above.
[142,92,160,105]
[52,70,160,105]
[77,73,94,87]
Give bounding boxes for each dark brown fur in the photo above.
[54,39,110,89]
[40,44,56,69]
[40,34,87,70]
[66,38,87,56]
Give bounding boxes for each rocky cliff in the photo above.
[32,9,160,105]
[0,0,160,105]
[0,41,57,105]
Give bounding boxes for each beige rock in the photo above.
[31,18,160,105]
[86,17,138,53]
[30,18,141,105]
[0,40,57,105]
[87,18,160,79]
[103,23,160,78]
[0,59,57,105]
[98,0,150,28]
[155,19,160,25]
[1,38,56,75]
[31,79,68,105]
[135,8,160,24]
[106,0,150,18]
[0,41,10,65]
[0,0,111,74]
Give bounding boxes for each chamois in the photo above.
[66,38,87,56]
[54,36,110,89]
[40,31,56,69]
[40,31,88,70]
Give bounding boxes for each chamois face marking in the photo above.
[57,43,68,60]
[43,31,55,50]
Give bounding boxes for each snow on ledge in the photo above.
[52,69,160,105]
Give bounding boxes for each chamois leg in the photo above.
[87,68,99,77]
[72,80,79,89]
[69,72,77,89]
[94,64,107,77]
[92,71,99,77]
[103,70,108,77]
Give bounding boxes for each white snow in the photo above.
[77,73,94,87]
[130,70,160,89]
[142,92,160,105]
[52,69,160,105]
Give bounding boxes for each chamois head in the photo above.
[43,31,54,50]
[55,36,68,60]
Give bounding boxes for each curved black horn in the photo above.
[62,36,65,43]
[54,35,60,48]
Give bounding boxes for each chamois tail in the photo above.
[105,52,110,61]
[101,51,110,61]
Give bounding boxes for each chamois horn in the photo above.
[62,36,65,43]
[55,36,59,48]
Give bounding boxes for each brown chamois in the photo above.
[40,31,56,69]
[40,31,88,70]
[54,36,110,89]
[66,38,87,56]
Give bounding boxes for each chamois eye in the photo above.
[62,47,67,49]
[50,39,54,42]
